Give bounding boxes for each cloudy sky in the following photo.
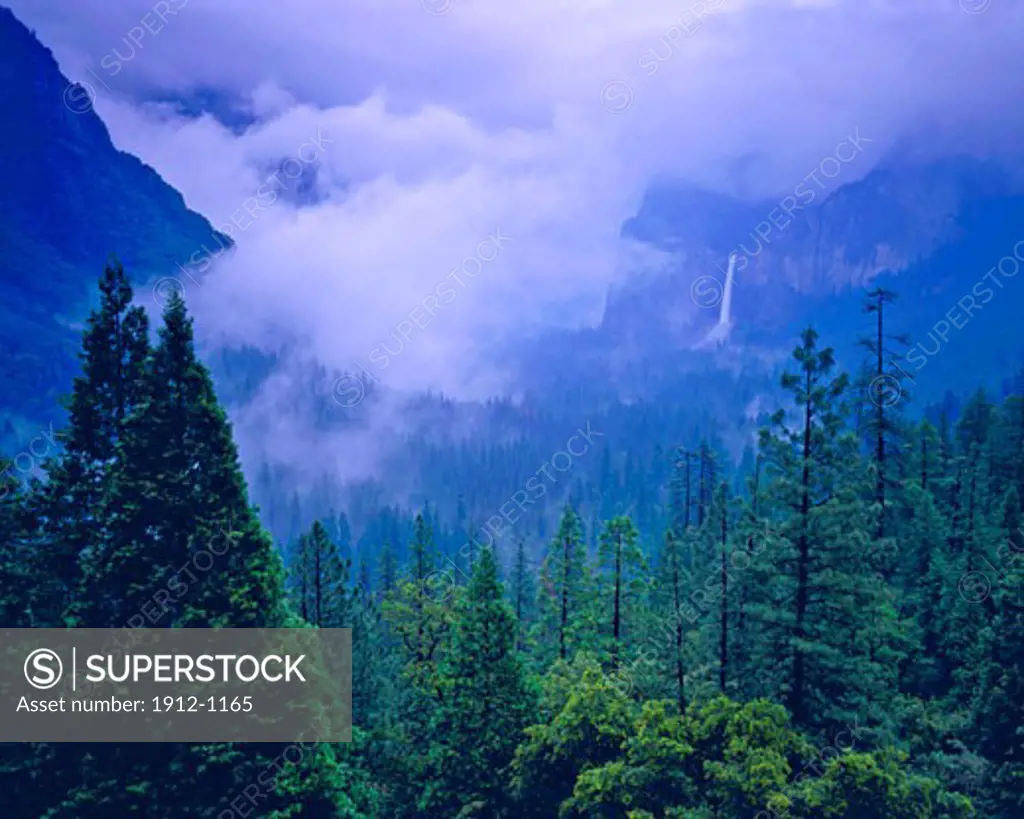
[10,0,1024,409]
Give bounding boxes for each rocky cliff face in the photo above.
[622,155,1015,293]
[615,157,1014,318]
[522,154,1024,407]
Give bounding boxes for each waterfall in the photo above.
[718,252,736,331]
[699,253,736,347]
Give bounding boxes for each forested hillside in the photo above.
[0,6,228,430]
[2,263,1020,817]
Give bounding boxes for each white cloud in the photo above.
[9,0,1024,476]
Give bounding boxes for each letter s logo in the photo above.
[25,649,63,690]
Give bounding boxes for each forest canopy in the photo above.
[1,264,1021,817]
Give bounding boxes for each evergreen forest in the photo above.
[1,263,1021,818]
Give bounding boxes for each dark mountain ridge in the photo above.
[0,5,227,432]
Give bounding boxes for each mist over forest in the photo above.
[1,2,1023,817]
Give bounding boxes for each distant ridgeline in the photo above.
[610,156,1024,405]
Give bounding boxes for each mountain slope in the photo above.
[0,5,228,429]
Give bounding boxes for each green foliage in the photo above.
[789,749,974,819]
[517,688,969,819]
[510,536,537,649]
[29,259,151,626]
[5,262,1017,819]
[535,506,596,663]
[746,329,903,736]
[512,659,637,817]
[598,515,647,662]
[0,459,32,626]
[419,547,534,816]
[290,519,355,627]
[1,271,344,817]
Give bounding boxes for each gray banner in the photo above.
[0,628,351,742]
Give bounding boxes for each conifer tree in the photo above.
[28,277,345,817]
[0,463,46,819]
[536,505,591,662]
[912,419,943,494]
[761,328,848,726]
[670,447,696,533]
[293,531,312,620]
[10,258,1023,817]
[752,328,900,734]
[350,581,395,730]
[859,287,907,542]
[974,486,1024,816]
[0,460,32,626]
[731,452,764,695]
[382,512,450,689]
[378,539,398,598]
[6,262,151,815]
[289,518,354,628]
[597,514,645,665]
[358,558,373,597]
[654,527,691,711]
[509,536,536,651]
[332,509,354,563]
[409,510,436,583]
[899,482,954,697]
[714,481,731,692]
[697,440,716,528]
[421,547,533,816]
[79,292,289,628]
[31,259,150,625]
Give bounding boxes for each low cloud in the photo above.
[11,0,1024,481]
